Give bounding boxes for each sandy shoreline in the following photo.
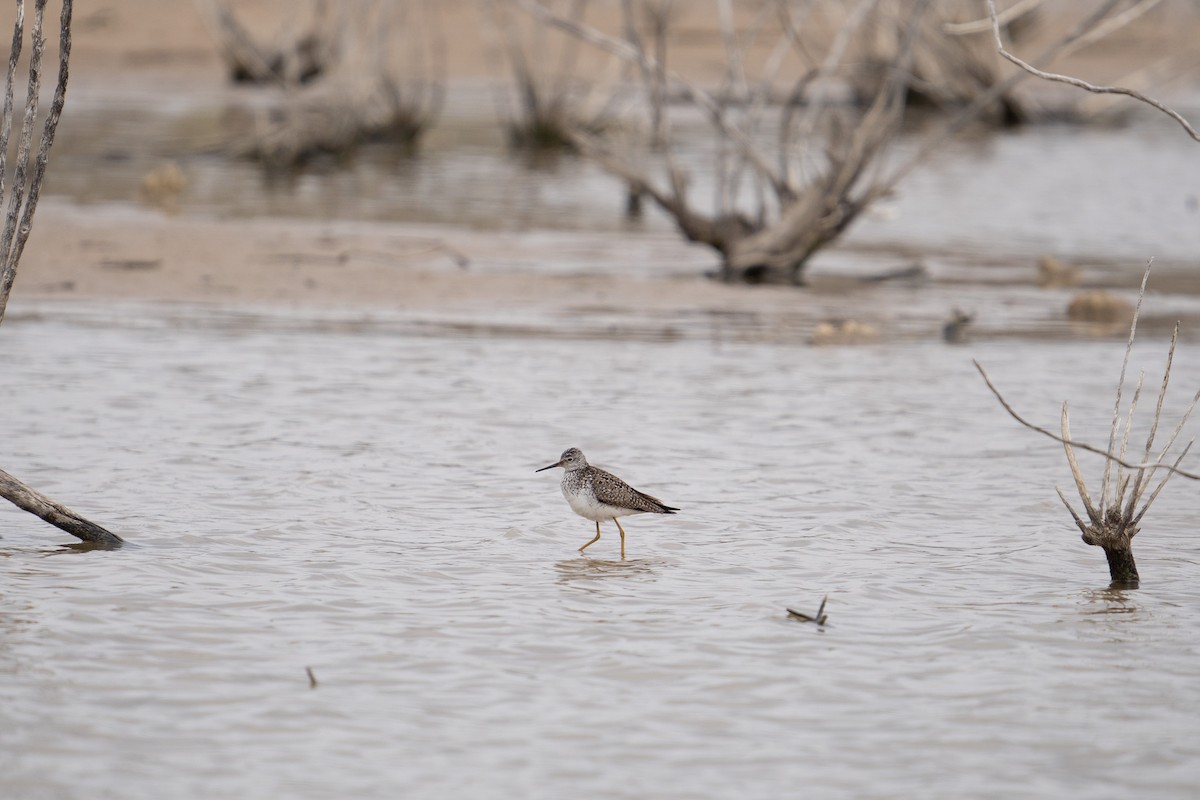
[15,200,910,343]
[7,0,1200,343]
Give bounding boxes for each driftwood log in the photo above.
[0,469,122,547]
[0,0,123,546]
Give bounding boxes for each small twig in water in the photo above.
[787,595,829,626]
[306,666,318,689]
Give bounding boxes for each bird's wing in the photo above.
[590,467,674,513]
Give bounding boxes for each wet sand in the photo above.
[20,199,771,318]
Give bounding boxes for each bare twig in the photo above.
[880,0,1138,196]
[986,0,1200,142]
[943,0,1043,36]
[1060,402,1101,524]
[515,0,790,198]
[306,666,319,689]
[1100,264,1152,512]
[974,360,1200,482]
[1054,485,1089,536]
[1131,440,1195,528]
[786,595,828,626]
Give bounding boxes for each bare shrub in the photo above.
[515,0,930,283]
[226,0,445,168]
[976,265,1198,588]
[481,0,625,152]
[196,0,340,86]
[515,0,1186,284]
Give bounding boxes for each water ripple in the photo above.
[1,315,1198,799]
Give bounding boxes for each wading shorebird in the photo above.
[536,447,678,559]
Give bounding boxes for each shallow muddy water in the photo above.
[49,91,1200,270]
[2,309,1199,799]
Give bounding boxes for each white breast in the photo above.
[562,480,640,521]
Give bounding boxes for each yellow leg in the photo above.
[579,521,601,553]
[613,518,627,560]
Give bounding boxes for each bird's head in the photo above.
[536,447,588,473]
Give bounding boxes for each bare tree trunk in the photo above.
[0,0,123,547]
[1102,546,1139,587]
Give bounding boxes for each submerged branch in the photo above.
[0,467,123,546]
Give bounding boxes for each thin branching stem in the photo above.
[1101,263,1152,512]
[1114,369,1145,512]
[985,0,1200,142]
[515,0,790,198]
[1055,485,1089,537]
[879,0,1128,197]
[1132,440,1195,529]
[1131,323,1181,499]
[973,361,1200,482]
[1061,402,1101,523]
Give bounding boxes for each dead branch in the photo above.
[786,595,829,626]
[879,0,1157,198]
[972,361,1199,482]
[0,0,123,546]
[985,0,1200,141]
[0,468,122,547]
[515,0,790,198]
